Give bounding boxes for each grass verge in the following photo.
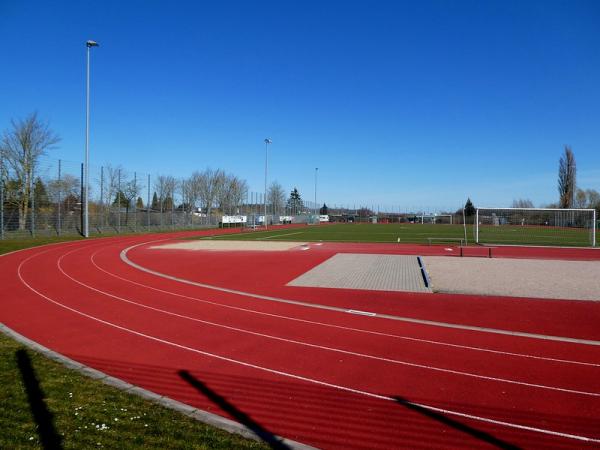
[0,234,268,450]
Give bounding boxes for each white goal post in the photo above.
[475,208,596,247]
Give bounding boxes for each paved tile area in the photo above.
[287,253,431,293]
[423,256,600,301]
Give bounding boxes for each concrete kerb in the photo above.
[0,323,317,450]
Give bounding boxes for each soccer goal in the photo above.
[416,214,453,224]
[475,208,597,247]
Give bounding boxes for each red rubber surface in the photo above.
[1,229,599,449]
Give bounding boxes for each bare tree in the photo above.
[47,174,80,204]
[120,177,141,225]
[267,181,286,215]
[574,189,587,208]
[216,174,247,214]
[184,172,202,213]
[100,164,123,227]
[0,112,60,229]
[586,189,600,210]
[229,176,248,213]
[179,178,192,213]
[163,176,176,212]
[558,146,576,208]
[197,168,222,217]
[154,174,176,213]
[512,199,534,208]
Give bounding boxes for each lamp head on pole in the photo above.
[264,138,272,145]
[86,40,99,48]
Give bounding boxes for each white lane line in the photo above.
[57,247,600,397]
[89,249,600,368]
[347,310,377,317]
[16,250,600,444]
[120,240,600,347]
[258,232,303,240]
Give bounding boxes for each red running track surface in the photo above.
[1,230,600,449]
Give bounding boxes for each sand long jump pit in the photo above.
[151,240,306,251]
[422,256,600,301]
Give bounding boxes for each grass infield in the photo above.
[206,223,593,247]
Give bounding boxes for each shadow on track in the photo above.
[393,396,521,450]
[178,369,290,449]
[16,349,63,449]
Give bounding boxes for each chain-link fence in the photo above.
[0,155,469,239]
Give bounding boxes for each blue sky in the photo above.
[1,0,599,211]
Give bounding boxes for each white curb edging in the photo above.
[0,323,317,450]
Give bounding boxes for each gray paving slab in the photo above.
[288,253,431,293]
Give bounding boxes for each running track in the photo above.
[1,229,600,449]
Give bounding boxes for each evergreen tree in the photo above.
[163,195,174,211]
[151,192,159,210]
[113,191,129,208]
[320,203,328,215]
[136,196,144,209]
[33,177,50,208]
[464,198,476,216]
[286,188,304,215]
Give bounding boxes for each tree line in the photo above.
[0,113,312,232]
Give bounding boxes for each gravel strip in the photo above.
[151,241,305,251]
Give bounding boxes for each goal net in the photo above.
[415,214,453,224]
[475,208,597,247]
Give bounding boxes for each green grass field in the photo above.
[206,223,594,247]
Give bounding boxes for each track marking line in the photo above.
[15,250,600,445]
[347,309,377,317]
[121,240,600,347]
[258,232,303,240]
[55,247,600,397]
[89,249,600,367]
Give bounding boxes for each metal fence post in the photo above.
[117,169,121,233]
[31,168,35,237]
[147,174,150,229]
[134,172,137,232]
[0,153,4,240]
[80,163,84,236]
[57,160,61,235]
[100,166,104,230]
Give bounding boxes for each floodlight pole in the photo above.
[264,138,272,230]
[84,40,99,238]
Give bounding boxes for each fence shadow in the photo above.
[178,370,290,449]
[16,349,63,450]
[393,396,521,450]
